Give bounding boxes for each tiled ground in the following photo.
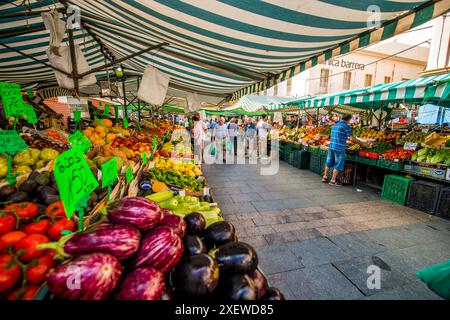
[203,160,450,300]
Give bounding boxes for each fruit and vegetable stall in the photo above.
[0,88,283,301]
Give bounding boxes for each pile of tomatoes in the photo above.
[0,201,75,300]
[381,148,415,160]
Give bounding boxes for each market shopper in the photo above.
[256,114,272,160]
[323,114,366,186]
[214,117,229,162]
[244,117,257,157]
[192,114,208,163]
[227,117,238,155]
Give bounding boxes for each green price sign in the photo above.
[150,135,157,160]
[126,165,133,185]
[101,157,118,188]
[0,82,25,117]
[142,151,148,165]
[0,130,28,155]
[123,109,129,129]
[24,104,38,124]
[73,110,81,123]
[68,130,92,153]
[26,89,33,98]
[102,104,110,117]
[54,148,99,219]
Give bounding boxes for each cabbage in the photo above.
[418,148,428,156]
[40,148,59,161]
[416,156,426,163]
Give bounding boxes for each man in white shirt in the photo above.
[256,115,272,160]
[192,114,207,162]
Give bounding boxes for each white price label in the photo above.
[404,142,418,150]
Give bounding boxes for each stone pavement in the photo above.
[202,160,450,300]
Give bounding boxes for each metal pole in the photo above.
[67,28,79,94]
[137,76,141,122]
[122,76,127,115]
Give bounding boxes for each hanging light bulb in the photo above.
[114,65,124,78]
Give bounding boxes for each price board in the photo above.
[101,157,118,188]
[123,110,129,129]
[404,142,418,150]
[68,130,92,153]
[23,104,38,124]
[73,110,81,123]
[126,165,133,185]
[102,104,110,117]
[0,82,26,117]
[142,151,148,165]
[54,148,99,218]
[0,130,28,155]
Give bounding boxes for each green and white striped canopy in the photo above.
[297,72,450,109]
[224,94,292,113]
[1,0,449,99]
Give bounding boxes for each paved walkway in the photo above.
[203,160,450,300]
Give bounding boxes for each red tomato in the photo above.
[0,213,16,235]
[3,202,39,221]
[14,234,49,263]
[0,253,21,293]
[44,201,66,218]
[22,219,51,235]
[0,230,27,252]
[7,285,39,300]
[25,254,55,285]
[47,219,74,241]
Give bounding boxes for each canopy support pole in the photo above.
[316,107,320,127]
[67,28,79,94]
[137,76,141,123]
[0,43,71,76]
[122,77,127,116]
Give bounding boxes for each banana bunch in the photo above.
[161,142,174,154]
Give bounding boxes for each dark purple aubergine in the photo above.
[252,269,268,300]
[159,214,186,237]
[265,287,285,300]
[107,197,162,230]
[202,221,236,249]
[62,223,141,260]
[220,274,257,301]
[183,234,207,256]
[160,286,174,300]
[183,213,205,235]
[47,253,122,300]
[171,254,219,297]
[133,226,183,273]
[215,242,258,275]
[115,266,165,300]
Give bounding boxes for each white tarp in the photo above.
[138,65,170,106]
[185,92,201,113]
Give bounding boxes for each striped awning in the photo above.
[266,96,313,112]
[224,94,292,113]
[299,72,450,109]
[1,0,449,99]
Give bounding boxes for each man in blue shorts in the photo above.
[323,114,366,186]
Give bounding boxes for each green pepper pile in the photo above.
[367,141,393,154]
[146,168,205,191]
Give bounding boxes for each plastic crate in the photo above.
[345,152,358,162]
[358,155,379,166]
[290,143,302,150]
[406,180,444,214]
[319,148,328,156]
[309,153,321,174]
[378,158,404,171]
[320,161,355,185]
[291,150,310,169]
[436,187,450,219]
[381,175,413,205]
[308,146,320,154]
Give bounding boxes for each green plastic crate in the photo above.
[345,152,358,162]
[358,156,378,166]
[308,146,320,154]
[292,150,310,169]
[319,148,328,156]
[381,175,414,205]
[309,153,321,174]
[378,158,404,171]
[291,143,303,150]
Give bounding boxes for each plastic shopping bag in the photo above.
[209,143,216,156]
[416,260,450,299]
[226,140,232,152]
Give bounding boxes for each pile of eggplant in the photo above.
[44,197,284,300]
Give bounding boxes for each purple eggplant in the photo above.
[107,197,162,230]
[159,214,186,237]
[252,269,268,300]
[133,226,183,273]
[61,223,141,260]
[171,254,219,297]
[265,287,285,300]
[202,221,236,249]
[183,234,207,256]
[220,274,257,301]
[184,213,205,235]
[115,266,165,300]
[47,253,122,300]
[215,242,258,275]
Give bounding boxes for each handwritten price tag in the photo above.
[68,130,92,153]
[142,151,148,165]
[0,130,28,155]
[54,148,99,218]
[0,82,24,117]
[101,157,118,188]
